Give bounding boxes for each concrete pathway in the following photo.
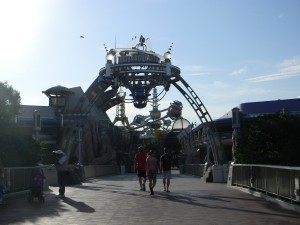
[0,171,299,225]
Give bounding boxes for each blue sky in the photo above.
[1,0,300,125]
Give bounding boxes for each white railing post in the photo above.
[294,172,300,202]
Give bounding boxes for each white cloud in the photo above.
[232,85,270,97]
[247,56,300,82]
[247,71,299,82]
[211,81,231,89]
[194,80,270,102]
[277,56,300,67]
[181,65,210,76]
[230,67,247,76]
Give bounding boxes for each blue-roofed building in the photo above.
[178,98,300,164]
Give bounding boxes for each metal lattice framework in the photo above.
[170,76,225,165]
[99,36,226,165]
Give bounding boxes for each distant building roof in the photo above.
[42,85,74,96]
[239,98,300,116]
[214,98,300,123]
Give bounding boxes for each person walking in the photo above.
[146,150,157,195]
[52,150,68,199]
[134,146,147,191]
[160,148,173,192]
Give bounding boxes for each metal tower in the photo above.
[112,89,130,128]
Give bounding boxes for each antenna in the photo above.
[168,42,174,52]
[115,35,117,48]
[104,44,109,53]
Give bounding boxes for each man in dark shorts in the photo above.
[134,146,147,191]
[160,148,173,192]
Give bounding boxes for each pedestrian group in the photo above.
[134,147,173,195]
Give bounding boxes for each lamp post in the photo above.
[172,117,191,174]
[164,51,172,76]
[231,107,241,163]
[78,128,82,165]
[33,110,41,141]
[105,53,113,78]
[172,117,191,155]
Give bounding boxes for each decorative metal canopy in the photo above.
[99,35,179,109]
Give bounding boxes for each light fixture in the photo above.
[164,51,171,60]
[106,53,113,61]
[172,117,190,131]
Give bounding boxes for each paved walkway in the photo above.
[0,171,300,225]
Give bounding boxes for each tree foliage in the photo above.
[0,81,41,167]
[234,111,300,166]
[142,130,168,154]
[0,120,41,167]
[0,81,21,121]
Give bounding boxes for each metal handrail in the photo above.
[231,164,300,203]
[2,164,118,195]
[2,166,48,193]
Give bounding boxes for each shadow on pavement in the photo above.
[62,197,95,213]
[0,191,70,224]
[154,192,300,219]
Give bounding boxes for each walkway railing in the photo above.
[184,163,300,203]
[184,164,205,176]
[229,164,300,203]
[2,166,38,193]
[6,163,299,204]
[2,164,119,195]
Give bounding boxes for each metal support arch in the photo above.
[170,75,225,165]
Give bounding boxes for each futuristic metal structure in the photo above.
[130,87,172,131]
[100,35,226,166]
[19,36,225,171]
[112,89,130,128]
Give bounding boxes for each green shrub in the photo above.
[235,111,300,166]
